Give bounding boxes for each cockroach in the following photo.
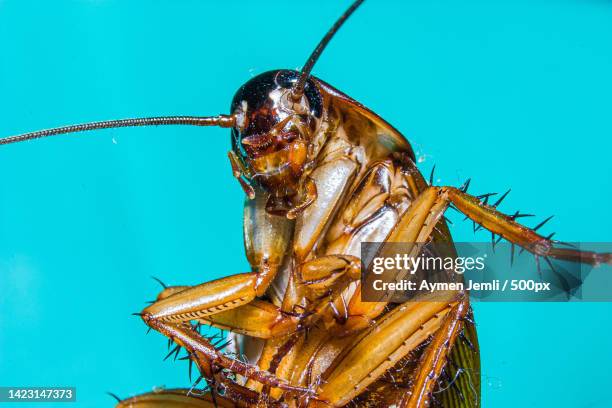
[2,0,611,407]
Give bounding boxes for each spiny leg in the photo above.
[142,315,310,396]
[152,284,300,339]
[140,275,310,394]
[369,185,610,273]
[142,207,291,330]
[443,187,612,265]
[143,273,257,324]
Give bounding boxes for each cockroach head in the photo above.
[229,70,322,187]
[227,0,365,197]
[0,0,365,211]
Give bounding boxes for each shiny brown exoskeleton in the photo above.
[2,0,611,407]
[229,70,326,217]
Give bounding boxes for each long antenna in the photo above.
[0,115,235,145]
[291,0,366,101]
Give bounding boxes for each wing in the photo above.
[433,311,481,407]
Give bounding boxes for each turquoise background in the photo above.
[1,0,611,406]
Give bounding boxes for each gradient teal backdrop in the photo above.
[1,1,611,406]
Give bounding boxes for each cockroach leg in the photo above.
[327,295,349,326]
[322,285,387,337]
[141,202,292,335]
[299,255,361,288]
[153,283,300,339]
[142,273,258,323]
[154,285,190,300]
[443,187,612,265]
[241,338,295,397]
[296,255,366,328]
[140,276,310,394]
[228,151,256,199]
[198,300,300,340]
[142,317,310,396]
[144,278,302,338]
[299,255,361,311]
[243,185,295,297]
[286,177,318,220]
[377,185,611,280]
[310,301,455,407]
